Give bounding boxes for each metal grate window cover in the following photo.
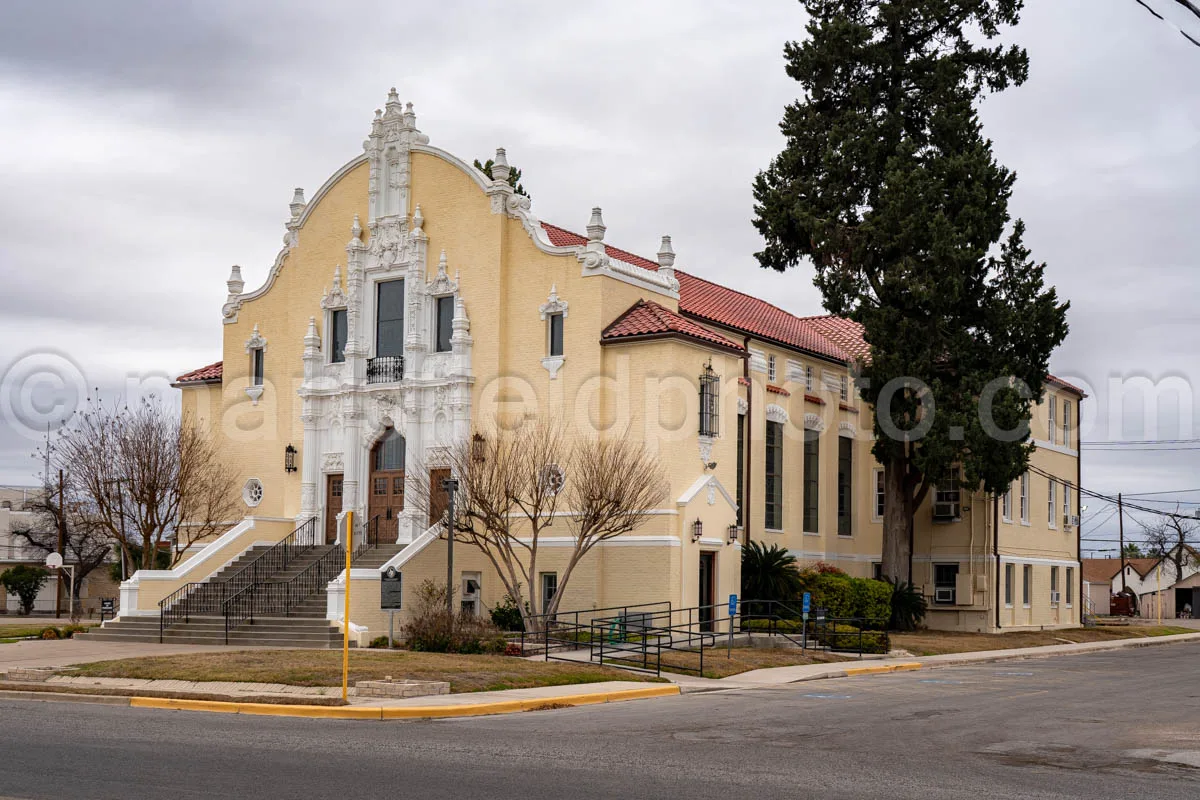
[699,362,720,436]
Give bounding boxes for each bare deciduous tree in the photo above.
[409,418,668,631]
[49,396,238,570]
[1137,508,1199,585]
[10,476,112,609]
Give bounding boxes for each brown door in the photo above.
[325,474,343,544]
[698,552,716,632]
[368,434,406,544]
[429,468,451,528]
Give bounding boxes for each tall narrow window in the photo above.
[1063,482,1071,523]
[805,365,814,392]
[1048,396,1057,445]
[540,572,558,615]
[699,363,720,437]
[1050,566,1060,604]
[767,354,777,382]
[1005,563,1014,606]
[1062,400,1072,448]
[435,295,454,353]
[1020,473,1030,523]
[933,468,961,521]
[803,432,820,533]
[1002,489,1012,522]
[736,414,745,526]
[1047,479,1056,527]
[837,436,852,536]
[1022,565,1032,606]
[251,347,264,387]
[375,280,405,357]
[1066,567,1074,605]
[548,312,564,357]
[839,375,849,403]
[873,469,885,520]
[764,421,783,530]
[330,309,347,363]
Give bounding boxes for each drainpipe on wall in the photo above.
[742,336,752,548]
[994,495,1001,630]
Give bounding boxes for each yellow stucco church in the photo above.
[102,91,1084,644]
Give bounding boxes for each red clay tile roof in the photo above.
[802,315,871,361]
[602,300,744,353]
[542,222,849,363]
[1048,375,1087,398]
[175,361,223,385]
[766,384,791,396]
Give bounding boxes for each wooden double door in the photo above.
[325,474,343,544]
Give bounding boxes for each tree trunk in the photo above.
[881,459,912,584]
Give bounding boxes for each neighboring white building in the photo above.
[0,487,58,614]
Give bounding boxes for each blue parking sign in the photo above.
[802,592,811,614]
[728,594,738,617]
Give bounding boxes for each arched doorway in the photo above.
[368,428,405,544]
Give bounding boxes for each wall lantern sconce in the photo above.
[284,444,298,473]
[691,519,703,543]
[471,433,487,463]
[727,524,740,544]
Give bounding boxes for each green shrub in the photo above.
[40,627,61,640]
[818,623,888,654]
[805,573,891,624]
[741,541,802,602]
[742,618,804,634]
[489,595,525,632]
[368,636,391,649]
[403,580,506,654]
[886,579,928,631]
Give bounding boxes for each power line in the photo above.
[1083,439,1200,445]
[1136,0,1200,46]
[1124,488,1200,497]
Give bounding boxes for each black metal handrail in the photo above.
[355,514,381,558]
[158,581,209,642]
[222,544,347,643]
[366,355,404,384]
[517,600,673,659]
[220,517,320,601]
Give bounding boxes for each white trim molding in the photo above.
[765,404,789,424]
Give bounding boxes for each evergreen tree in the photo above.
[474,157,529,198]
[753,1,1069,582]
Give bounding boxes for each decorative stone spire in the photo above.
[451,295,472,349]
[587,207,607,249]
[303,317,321,355]
[402,101,417,129]
[490,148,511,183]
[290,188,306,220]
[436,249,449,281]
[410,205,425,238]
[385,87,402,117]
[657,235,676,281]
[226,265,244,296]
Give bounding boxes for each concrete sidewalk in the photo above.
[0,638,269,670]
[663,631,1200,691]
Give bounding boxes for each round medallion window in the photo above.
[243,478,264,508]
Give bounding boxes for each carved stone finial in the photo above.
[290,188,306,220]
[227,265,245,296]
[657,236,675,269]
[304,316,321,350]
[491,148,511,183]
[350,215,362,241]
[412,204,424,233]
[587,207,606,244]
[385,87,402,117]
[437,249,448,277]
[403,102,417,129]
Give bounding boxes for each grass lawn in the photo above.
[603,647,848,679]
[0,622,96,643]
[892,625,1195,656]
[65,650,659,693]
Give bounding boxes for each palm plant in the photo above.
[741,541,802,603]
[885,578,927,631]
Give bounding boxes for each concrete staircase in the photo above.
[78,543,408,649]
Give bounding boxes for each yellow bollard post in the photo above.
[342,510,354,702]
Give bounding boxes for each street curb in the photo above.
[842,662,922,677]
[125,685,681,720]
[0,690,134,706]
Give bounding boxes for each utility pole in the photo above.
[442,477,459,619]
[55,469,65,618]
[1118,492,1128,592]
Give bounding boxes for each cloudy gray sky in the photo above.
[1,0,1197,552]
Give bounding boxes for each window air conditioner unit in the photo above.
[1064,515,1080,529]
[1051,591,1062,605]
[933,501,960,521]
[934,587,956,604]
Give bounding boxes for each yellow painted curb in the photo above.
[126,684,681,721]
[843,662,922,677]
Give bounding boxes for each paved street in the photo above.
[3,643,1198,800]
